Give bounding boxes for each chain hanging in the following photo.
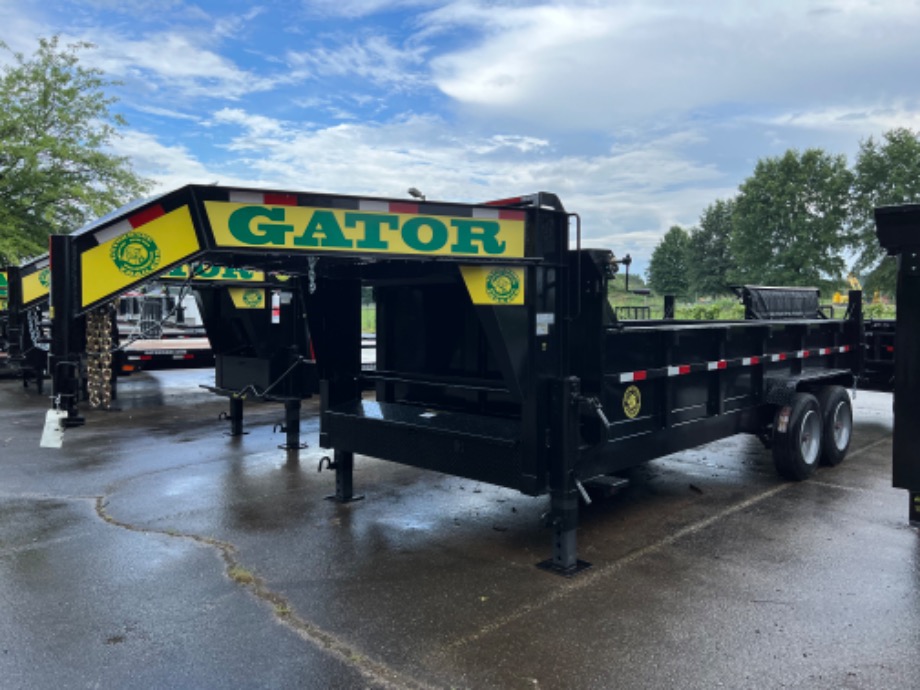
[27,307,50,352]
[85,305,114,409]
[308,257,318,294]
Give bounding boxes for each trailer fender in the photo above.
[763,370,855,407]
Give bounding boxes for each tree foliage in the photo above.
[647,225,690,296]
[729,149,853,289]
[0,36,150,264]
[851,128,920,294]
[687,198,734,296]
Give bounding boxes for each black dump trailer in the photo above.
[43,185,902,574]
[311,195,865,574]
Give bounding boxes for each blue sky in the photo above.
[3,0,920,276]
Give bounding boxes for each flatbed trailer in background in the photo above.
[35,184,915,572]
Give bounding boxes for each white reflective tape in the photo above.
[620,373,635,383]
[359,200,390,213]
[94,219,133,245]
[667,366,680,377]
[229,191,265,204]
[472,207,500,219]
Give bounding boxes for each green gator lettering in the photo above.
[346,212,398,250]
[222,267,254,280]
[402,217,448,252]
[450,219,507,255]
[293,210,353,248]
[229,206,293,245]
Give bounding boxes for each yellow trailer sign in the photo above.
[80,205,200,308]
[460,265,526,305]
[22,267,50,305]
[229,287,266,309]
[205,202,526,258]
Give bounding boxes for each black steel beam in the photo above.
[875,205,920,525]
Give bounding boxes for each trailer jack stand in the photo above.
[220,397,248,437]
[322,450,365,503]
[536,526,591,577]
[275,400,308,450]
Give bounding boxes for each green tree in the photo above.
[730,149,853,290]
[0,36,150,264]
[688,198,735,297]
[851,127,920,295]
[647,225,690,296]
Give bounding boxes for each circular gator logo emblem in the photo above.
[111,232,161,277]
[485,268,521,304]
[623,385,642,419]
[38,268,51,288]
[242,289,263,307]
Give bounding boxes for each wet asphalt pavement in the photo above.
[0,370,917,689]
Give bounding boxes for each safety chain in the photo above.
[308,257,318,294]
[85,306,114,409]
[27,307,50,352]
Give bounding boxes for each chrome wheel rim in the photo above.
[832,400,852,451]
[800,409,821,466]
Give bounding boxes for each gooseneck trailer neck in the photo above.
[38,184,915,573]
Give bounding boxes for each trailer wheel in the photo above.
[772,393,823,481]
[815,386,852,466]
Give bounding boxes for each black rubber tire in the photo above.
[772,392,823,481]
[815,386,852,466]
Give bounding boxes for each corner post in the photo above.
[49,235,84,427]
[875,206,920,527]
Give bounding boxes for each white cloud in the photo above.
[83,31,276,99]
[286,36,429,89]
[107,130,250,192]
[427,1,920,130]
[185,108,726,272]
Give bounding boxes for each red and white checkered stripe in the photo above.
[614,345,855,385]
[95,204,166,245]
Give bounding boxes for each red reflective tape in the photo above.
[499,210,526,221]
[485,196,523,207]
[634,370,648,381]
[139,355,153,361]
[778,353,787,361]
[802,350,810,358]
[129,204,165,228]
[678,365,691,375]
[183,354,195,360]
[886,345,895,353]
[389,202,418,214]
[264,193,297,206]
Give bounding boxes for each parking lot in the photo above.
[1,370,917,689]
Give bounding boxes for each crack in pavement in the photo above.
[93,496,433,690]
